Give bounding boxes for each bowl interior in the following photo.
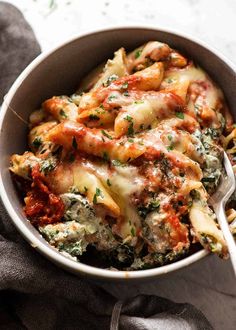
[0,28,235,280]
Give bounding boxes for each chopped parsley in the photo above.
[40,159,56,174]
[112,159,126,167]
[150,200,160,209]
[167,135,174,151]
[175,111,184,119]
[124,115,134,136]
[130,227,136,237]
[32,137,42,149]
[124,115,133,122]
[59,109,68,119]
[106,178,112,186]
[134,100,144,104]
[108,95,117,101]
[103,151,109,161]
[121,82,129,90]
[95,107,106,115]
[93,187,103,204]
[127,122,134,136]
[123,91,129,97]
[134,49,142,59]
[167,145,174,151]
[128,138,134,143]
[72,137,77,149]
[89,114,100,121]
[103,74,118,87]
[101,130,113,140]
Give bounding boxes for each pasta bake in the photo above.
[10,41,236,270]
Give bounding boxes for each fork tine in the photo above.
[210,152,236,276]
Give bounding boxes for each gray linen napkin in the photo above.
[0,2,213,329]
[0,2,40,102]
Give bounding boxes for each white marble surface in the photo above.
[3,0,236,329]
[4,0,236,65]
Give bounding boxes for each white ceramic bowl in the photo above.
[0,27,235,281]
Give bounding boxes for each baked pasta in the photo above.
[10,41,236,270]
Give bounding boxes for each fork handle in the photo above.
[217,203,236,276]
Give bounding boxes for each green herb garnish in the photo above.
[103,152,109,161]
[127,122,134,136]
[131,227,136,237]
[103,74,118,87]
[175,111,184,119]
[93,187,103,204]
[32,137,42,149]
[106,179,112,186]
[112,159,126,167]
[138,199,160,218]
[108,95,117,101]
[124,115,133,122]
[134,49,142,59]
[41,159,56,174]
[167,145,174,151]
[121,82,129,89]
[101,130,113,140]
[59,109,68,119]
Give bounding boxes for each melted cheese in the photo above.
[82,160,145,239]
[10,40,230,266]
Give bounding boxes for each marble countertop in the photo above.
[4,1,236,329]
[6,0,236,64]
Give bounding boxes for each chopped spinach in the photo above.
[32,137,42,149]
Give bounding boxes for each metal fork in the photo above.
[209,151,236,276]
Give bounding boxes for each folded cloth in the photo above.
[0,3,213,329]
[0,2,40,102]
[0,203,212,330]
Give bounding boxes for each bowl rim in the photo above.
[1,25,234,280]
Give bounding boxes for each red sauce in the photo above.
[24,165,64,226]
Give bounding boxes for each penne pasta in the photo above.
[10,40,236,270]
